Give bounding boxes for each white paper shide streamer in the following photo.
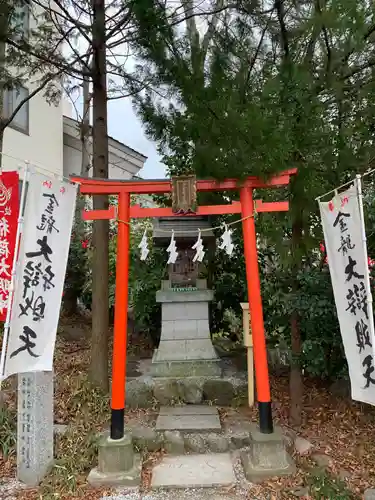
[138,229,149,261]
[219,223,235,256]
[166,230,178,264]
[1,171,77,379]
[319,183,375,405]
[192,229,205,262]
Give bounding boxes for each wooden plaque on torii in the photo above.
[171,175,197,214]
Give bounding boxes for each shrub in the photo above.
[79,217,166,344]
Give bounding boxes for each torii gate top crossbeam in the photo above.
[71,169,297,195]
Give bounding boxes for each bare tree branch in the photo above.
[201,0,224,58]
[30,0,92,44]
[181,0,200,49]
[105,3,134,42]
[5,37,91,78]
[274,0,289,63]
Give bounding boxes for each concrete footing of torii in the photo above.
[87,405,295,489]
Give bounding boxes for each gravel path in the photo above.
[0,478,26,500]
[101,489,248,500]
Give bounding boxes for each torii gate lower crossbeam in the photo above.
[72,170,297,440]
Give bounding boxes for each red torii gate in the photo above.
[72,169,297,440]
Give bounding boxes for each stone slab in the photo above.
[151,453,236,489]
[157,290,214,304]
[160,319,211,340]
[156,413,221,432]
[163,291,214,304]
[154,339,218,361]
[17,371,54,487]
[160,301,211,321]
[88,454,141,487]
[151,359,222,378]
[159,405,218,416]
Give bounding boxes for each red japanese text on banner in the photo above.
[0,171,19,321]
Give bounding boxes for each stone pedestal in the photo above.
[17,371,54,486]
[151,287,221,377]
[88,431,141,487]
[241,424,295,482]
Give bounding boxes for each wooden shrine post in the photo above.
[73,170,296,439]
[241,302,254,408]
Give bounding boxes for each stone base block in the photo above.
[126,374,248,408]
[241,425,296,483]
[88,454,141,487]
[98,431,135,474]
[151,359,222,378]
[153,339,219,364]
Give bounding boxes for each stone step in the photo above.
[155,405,221,433]
[125,372,248,408]
[159,405,218,416]
[151,453,236,490]
[130,410,259,455]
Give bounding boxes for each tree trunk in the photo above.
[289,215,304,427]
[289,310,303,426]
[90,0,109,392]
[62,287,78,316]
[80,71,91,176]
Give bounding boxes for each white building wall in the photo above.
[2,1,63,180]
[63,116,146,181]
[2,90,63,179]
[63,141,138,181]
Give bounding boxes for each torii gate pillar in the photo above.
[110,192,130,439]
[241,186,272,433]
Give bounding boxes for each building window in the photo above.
[4,87,30,134]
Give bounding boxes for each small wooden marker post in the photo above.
[241,302,254,407]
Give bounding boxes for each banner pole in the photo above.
[355,174,375,361]
[0,163,29,383]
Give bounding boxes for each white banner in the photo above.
[1,171,77,378]
[319,184,375,404]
